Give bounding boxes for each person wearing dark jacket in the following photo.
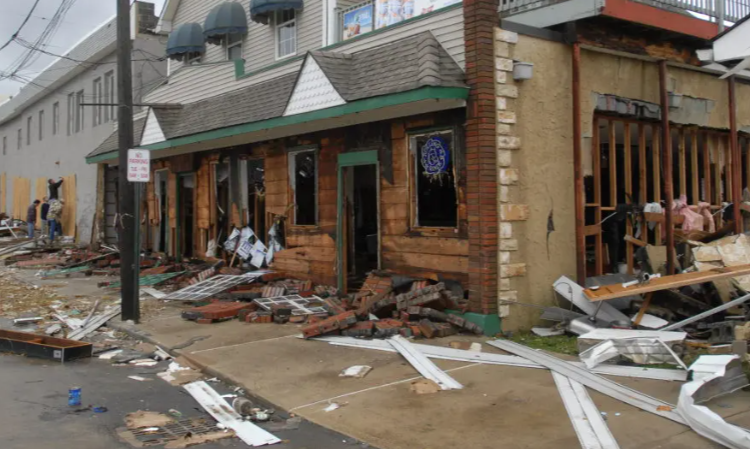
[40,197,50,236]
[26,200,40,239]
[48,178,63,200]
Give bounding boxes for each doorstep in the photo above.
[110,314,750,449]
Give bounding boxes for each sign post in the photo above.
[126,149,149,323]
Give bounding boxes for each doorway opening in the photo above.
[155,170,168,253]
[244,159,266,238]
[344,164,379,290]
[178,173,195,259]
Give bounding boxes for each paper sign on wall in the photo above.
[127,149,151,182]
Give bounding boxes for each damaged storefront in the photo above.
[87,32,475,306]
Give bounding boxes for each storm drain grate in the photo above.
[130,417,223,445]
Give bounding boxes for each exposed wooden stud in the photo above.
[745,138,750,192]
[729,77,742,233]
[691,129,699,204]
[659,60,675,275]
[639,125,648,244]
[703,132,712,205]
[624,123,633,274]
[609,120,617,207]
[592,118,603,276]
[714,135,723,227]
[573,42,585,285]
[725,134,733,203]
[679,128,686,197]
[653,126,662,244]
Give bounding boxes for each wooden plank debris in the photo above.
[584,264,750,301]
[67,307,121,341]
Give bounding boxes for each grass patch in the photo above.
[509,332,579,356]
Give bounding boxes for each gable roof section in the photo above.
[284,56,347,116]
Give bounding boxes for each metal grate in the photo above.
[163,271,266,301]
[130,417,223,445]
[254,295,328,315]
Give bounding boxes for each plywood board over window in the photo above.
[12,177,31,220]
[60,175,76,238]
[0,172,6,214]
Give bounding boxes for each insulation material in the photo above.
[60,175,76,237]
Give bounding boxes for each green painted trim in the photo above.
[338,150,378,166]
[85,86,468,164]
[446,310,502,337]
[87,152,117,164]
[231,3,462,80]
[336,150,379,291]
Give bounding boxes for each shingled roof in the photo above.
[86,116,148,158]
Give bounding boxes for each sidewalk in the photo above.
[111,307,750,449]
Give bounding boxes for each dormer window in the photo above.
[275,9,296,59]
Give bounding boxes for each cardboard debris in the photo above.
[410,379,441,394]
[125,411,173,429]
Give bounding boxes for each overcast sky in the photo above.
[0,0,166,97]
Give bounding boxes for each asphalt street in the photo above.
[0,352,367,449]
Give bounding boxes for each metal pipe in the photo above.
[729,76,742,233]
[573,43,585,285]
[659,61,675,275]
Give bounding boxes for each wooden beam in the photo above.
[703,132,711,204]
[639,125,648,243]
[653,126,662,244]
[729,77,742,233]
[679,128,686,197]
[713,135,723,227]
[573,43,585,285]
[593,118,604,275]
[624,234,647,247]
[691,128,699,204]
[584,224,601,236]
[659,60,675,275]
[624,122,633,274]
[609,120,617,207]
[633,292,654,326]
[584,263,750,301]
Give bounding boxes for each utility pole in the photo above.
[117,0,139,322]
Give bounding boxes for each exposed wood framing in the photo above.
[729,77,742,233]
[659,60,675,275]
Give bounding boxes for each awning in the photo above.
[166,23,205,59]
[204,2,248,44]
[250,0,303,24]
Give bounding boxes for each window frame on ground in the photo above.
[288,146,319,226]
[408,128,459,229]
[38,109,44,141]
[52,102,59,135]
[275,9,297,60]
[225,33,243,61]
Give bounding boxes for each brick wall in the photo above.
[464,0,500,314]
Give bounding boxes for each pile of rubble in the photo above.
[175,272,482,339]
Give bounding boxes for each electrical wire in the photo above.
[0,0,42,53]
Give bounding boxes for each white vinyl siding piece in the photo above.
[284,56,345,116]
[184,381,281,446]
[388,335,463,390]
[145,5,462,106]
[140,109,167,146]
[552,372,620,449]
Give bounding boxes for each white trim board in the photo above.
[388,336,463,390]
[553,372,620,449]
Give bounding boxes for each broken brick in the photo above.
[289,315,307,324]
[342,321,375,338]
[182,302,251,322]
[301,311,358,338]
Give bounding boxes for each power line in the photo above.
[0,0,42,53]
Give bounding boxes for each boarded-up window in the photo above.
[289,149,317,225]
[410,129,457,227]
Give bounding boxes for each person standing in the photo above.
[26,200,40,239]
[48,178,63,200]
[40,197,50,236]
[47,198,63,242]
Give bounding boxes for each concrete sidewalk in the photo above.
[111,308,750,449]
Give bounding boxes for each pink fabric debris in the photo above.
[673,195,704,232]
[697,202,716,233]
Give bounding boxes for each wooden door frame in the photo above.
[337,150,380,292]
[176,172,195,262]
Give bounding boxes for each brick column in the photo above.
[464,0,499,315]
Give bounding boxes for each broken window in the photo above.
[289,148,317,226]
[410,129,458,227]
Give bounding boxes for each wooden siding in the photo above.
[145,5,464,105]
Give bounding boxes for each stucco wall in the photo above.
[503,34,750,330]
